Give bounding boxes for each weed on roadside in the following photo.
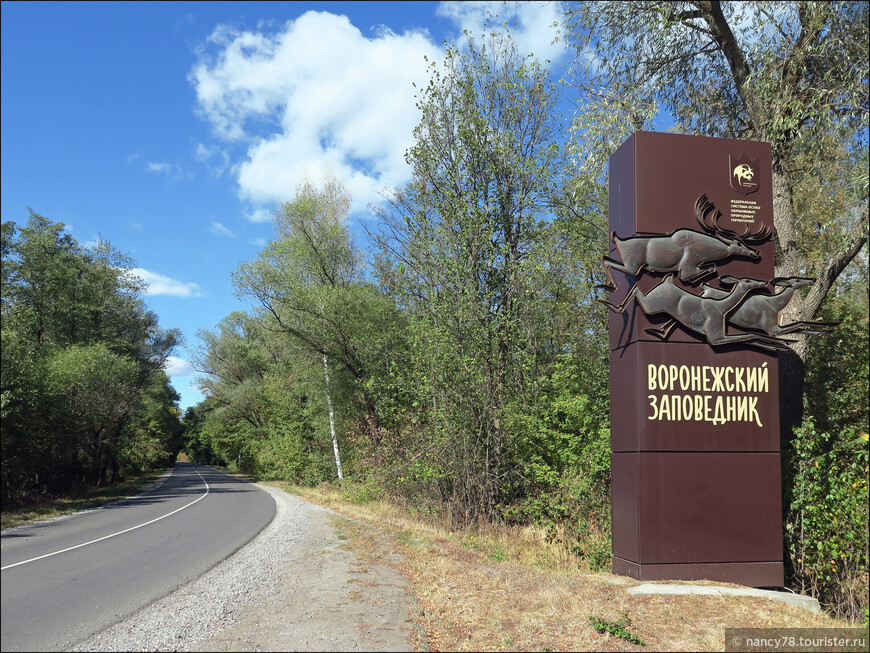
[588,615,645,645]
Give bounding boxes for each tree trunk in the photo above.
[778,349,806,448]
[93,432,105,487]
[322,354,343,480]
[770,163,869,442]
[770,164,808,443]
[362,389,381,449]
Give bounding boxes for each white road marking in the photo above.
[1,466,210,571]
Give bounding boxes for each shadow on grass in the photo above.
[1,468,168,530]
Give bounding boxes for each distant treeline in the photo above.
[1,213,183,506]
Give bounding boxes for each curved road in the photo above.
[0,463,275,652]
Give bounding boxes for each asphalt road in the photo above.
[0,463,276,652]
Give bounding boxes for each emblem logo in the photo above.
[729,155,759,195]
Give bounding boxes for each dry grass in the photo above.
[286,482,852,652]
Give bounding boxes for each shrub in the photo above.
[502,360,612,570]
[785,421,869,622]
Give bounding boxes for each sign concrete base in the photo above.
[627,583,821,613]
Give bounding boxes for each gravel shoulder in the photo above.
[74,484,416,652]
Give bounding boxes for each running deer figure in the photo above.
[598,195,771,292]
[599,274,790,351]
[696,277,836,336]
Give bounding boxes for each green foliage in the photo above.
[804,286,869,435]
[189,173,396,482]
[565,1,868,173]
[234,172,399,448]
[1,212,182,506]
[488,543,506,563]
[180,399,225,466]
[339,481,383,505]
[253,421,310,482]
[122,371,183,475]
[259,369,335,484]
[371,32,582,524]
[785,421,869,623]
[45,343,140,484]
[588,615,645,645]
[502,355,612,570]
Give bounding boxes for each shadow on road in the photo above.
[1,464,263,533]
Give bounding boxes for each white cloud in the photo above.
[190,11,441,217]
[436,1,566,64]
[251,237,268,248]
[164,356,196,377]
[210,221,237,237]
[130,268,202,297]
[245,207,275,224]
[145,160,193,181]
[146,161,172,174]
[164,356,197,378]
[194,142,230,176]
[190,6,564,221]
[194,143,212,161]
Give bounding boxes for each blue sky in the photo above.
[1,1,568,410]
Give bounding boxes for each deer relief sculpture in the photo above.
[600,274,791,352]
[598,195,771,293]
[695,277,835,337]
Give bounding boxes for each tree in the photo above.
[1,212,181,502]
[126,370,185,473]
[233,173,401,467]
[196,311,271,433]
[370,34,583,522]
[181,399,225,466]
[803,284,869,435]
[45,344,139,486]
[564,0,869,437]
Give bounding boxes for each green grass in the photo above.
[1,469,169,530]
[395,529,426,548]
[588,615,646,646]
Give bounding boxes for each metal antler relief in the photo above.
[597,195,770,294]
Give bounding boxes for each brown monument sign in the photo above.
[600,132,828,587]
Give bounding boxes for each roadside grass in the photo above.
[0,468,169,530]
[285,482,852,652]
